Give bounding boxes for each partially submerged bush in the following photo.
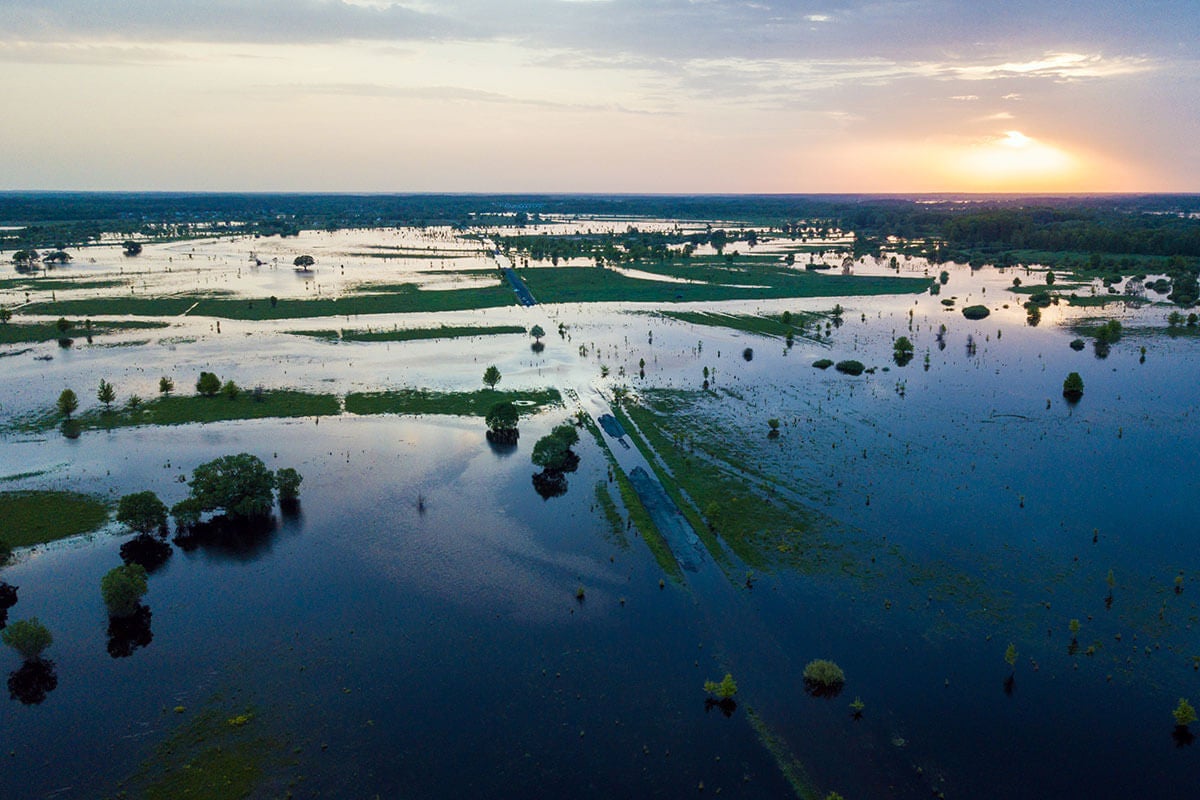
[1174,698,1198,728]
[962,305,990,320]
[486,401,520,444]
[2,617,53,661]
[812,358,833,370]
[835,360,865,376]
[803,659,846,697]
[1062,372,1084,400]
[704,673,739,700]
[100,564,148,618]
[1069,338,1085,351]
[276,468,303,502]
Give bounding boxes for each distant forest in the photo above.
[3,192,1199,303]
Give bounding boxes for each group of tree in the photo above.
[171,453,302,528]
[485,401,520,445]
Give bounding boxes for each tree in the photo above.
[97,379,116,410]
[482,365,502,389]
[12,250,39,268]
[485,401,520,444]
[2,618,53,661]
[276,468,303,501]
[159,376,174,396]
[530,324,545,343]
[186,453,277,518]
[116,491,168,535]
[100,564,148,618]
[767,418,780,438]
[0,306,11,325]
[56,388,79,419]
[531,434,569,471]
[196,371,221,397]
[44,250,71,264]
[122,240,142,256]
[893,336,915,366]
[293,255,315,269]
[1062,372,1084,400]
[222,380,241,400]
[56,317,72,335]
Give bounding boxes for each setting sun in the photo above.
[952,130,1079,190]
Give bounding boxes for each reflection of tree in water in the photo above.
[0,582,16,630]
[8,659,58,705]
[532,470,568,499]
[279,498,303,523]
[705,697,738,718]
[107,603,153,659]
[486,436,519,457]
[173,514,279,562]
[120,534,173,573]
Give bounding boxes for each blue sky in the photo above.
[0,0,1195,191]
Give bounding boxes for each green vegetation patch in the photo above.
[746,707,821,800]
[345,388,561,418]
[0,490,110,547]
[518,265,929,304]
[961,305,991,320]
[594,482,630,549]
[67,391,340,433]
[0,277,127,291]
[0,320,167,345]
[658,310,827,341]
[581,415,681,579]
[118,703,280,800]
[292,324,525,343]
[23,283,517,320]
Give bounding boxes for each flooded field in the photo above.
[2,223,1198,799]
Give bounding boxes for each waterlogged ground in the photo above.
[2,225,1198,799]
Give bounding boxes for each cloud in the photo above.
[940,52,1152,81]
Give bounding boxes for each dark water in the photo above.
[3,282,1200,798]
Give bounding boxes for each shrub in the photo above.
[159,376,174,395]
[100,564,148,618]
[1174,698,1198,728]
[1062,372,1084,400]
[276,468,303,501]
[962,305,990,320]
[812,358,833,369]
[116,491,168,535]
[2,617,53,661]
[56,388,79,419]
[485,402,519,433]
[835,360,865,376]
[222,380,241,400]
[803,659,846,697]
[704,673,739,700]
[196,371,221,397]
[1069,339,1085,351]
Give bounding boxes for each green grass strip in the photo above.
[0,320,168,345]
[345,388,560,417]
[70,391,340,432]
[580,414,681,580]
[292,324,525,343]
[519,265,929,304]
[0,490,110,548]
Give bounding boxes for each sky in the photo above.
[0,0,1196,193]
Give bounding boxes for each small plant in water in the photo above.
[703,673,738,700]
[575,585,585,602]
[1173,698,1197,728]
[1004,643,1018,669]
[849,696,865,719]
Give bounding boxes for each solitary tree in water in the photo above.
[56,388,78,419]
[293,255,315,270]
[483,365,502,389]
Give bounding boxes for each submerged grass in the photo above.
[746,708,820,800]
[0,320,168,345]
[594,481,630,549]
[114,702,278,800]
[658,310,828,341]
[345,388,560,417]
[580,414,682,580]
[292,324,525,343]
[0,490,110,547]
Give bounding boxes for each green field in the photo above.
[658,310,829,341]
[67,390,341,433]
[0,490,110,547]
[518,265,929,304]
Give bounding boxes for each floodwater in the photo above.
[2,226,1199,799]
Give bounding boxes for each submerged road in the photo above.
[492,250,536,306]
